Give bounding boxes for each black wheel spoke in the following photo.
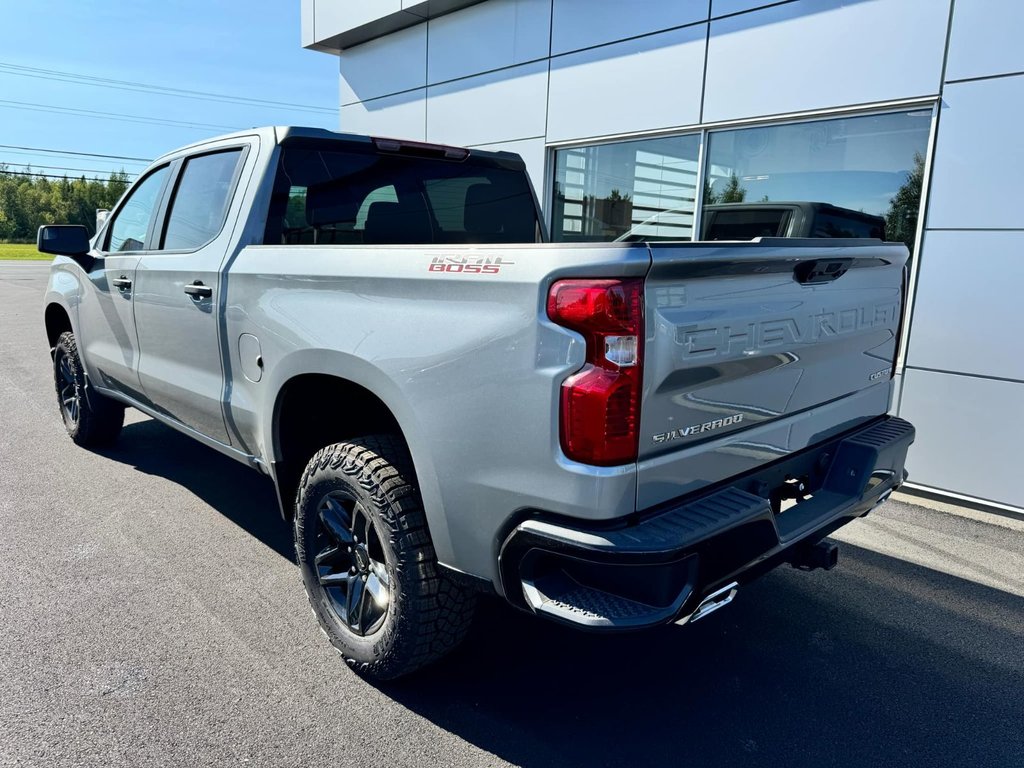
[346,574,365,630]
[318,497,353,545]
[365,568,388,606]
[352,503,366,538]
[315,544,345,567]
[360,577,376,630]
[319,571,350,588]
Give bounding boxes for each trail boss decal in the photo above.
[428,255,514,274]
[653,413,744,444]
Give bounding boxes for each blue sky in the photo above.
[1,0,338,181]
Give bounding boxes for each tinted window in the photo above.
[812,211,885,239]
[704,209,789,240]
[106,166,169,252]
[263,146,539,245]
[162,150,242,250]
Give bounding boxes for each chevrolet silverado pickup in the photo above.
[40,127,914,680]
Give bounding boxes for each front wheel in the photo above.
[52,331,124,447]
[294,435,475,680]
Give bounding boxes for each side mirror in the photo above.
[37,225,95,270]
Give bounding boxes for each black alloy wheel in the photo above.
[294,436,476,679]
[55,345,81,428]
[314,491,391,636]
[51,331,124,447]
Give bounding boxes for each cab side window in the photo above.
[162,150,243,251]
[106,165,169,252]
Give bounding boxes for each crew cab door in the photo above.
[77,164,171,396]
[133,143,250,445]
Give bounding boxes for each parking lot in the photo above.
[2,260,1022,767]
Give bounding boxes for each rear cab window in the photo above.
[263,141,541,246]
[702,209,791,240]
[162,149,244,251]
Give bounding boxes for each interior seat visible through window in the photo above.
[363,197,434,244]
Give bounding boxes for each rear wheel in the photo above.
[294,435,475,680]
[52,331,124,447]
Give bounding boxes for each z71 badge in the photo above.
[653,413,744,444]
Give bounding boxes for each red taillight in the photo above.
[547,279,643,465]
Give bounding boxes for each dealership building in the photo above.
[300,0,1023,513]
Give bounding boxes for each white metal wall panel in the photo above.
[301,0,314,47]
[469,137,546,194]
[704,0,948,122]
[426,61,547,146]
[428,0,551,84]
[712,0,779,16]
[340,23,427,105]
[339,90,427,140]
[546,25,706,143]
[550,0,707,55]
[899,369,1024,508]
[926,75,1024,229]
[317,0,402,37]
[945,0,1024,82]
[906,231,1024,382]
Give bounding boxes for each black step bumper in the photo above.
[498,416,915,630]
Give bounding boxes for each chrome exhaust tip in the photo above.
[676,581,739,625]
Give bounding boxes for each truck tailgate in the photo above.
[637,239,908,509]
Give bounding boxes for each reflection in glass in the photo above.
[702,110,931,251]
[106,166,169,252]
[552,134,701,242]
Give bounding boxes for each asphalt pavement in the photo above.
[2,260,1022,767]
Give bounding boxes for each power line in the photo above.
[0,162,137,177]
[0,61,336,115]
[0,169,126,181]
[0,148,148,166]
[0,144,151,163]
[0,98,242,132]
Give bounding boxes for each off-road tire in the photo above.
[53,331,125,447]
[294,435,475,680]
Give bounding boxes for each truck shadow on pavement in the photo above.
[102,418,1023,768]
[100,417,294,562]
[388,550,1024,768]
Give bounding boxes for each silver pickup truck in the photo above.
[40,127,915,680]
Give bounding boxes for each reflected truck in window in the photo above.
[39,127,914,681]
[618,201,886,242]
[702,202,886,241]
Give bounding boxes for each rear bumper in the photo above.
[498,416,915,630]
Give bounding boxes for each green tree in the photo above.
[885,152,924,253]
[0,168,131,241]
[704,173,747,205]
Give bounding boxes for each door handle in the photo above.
[112,276,132,291]
[183,281,213,299]
[793,258,852,284]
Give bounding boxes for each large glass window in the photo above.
[105,165,169,252]
[550,110,931,251]
[162,150,242,251]
[703,110,931,249]
[552,134,701,242]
